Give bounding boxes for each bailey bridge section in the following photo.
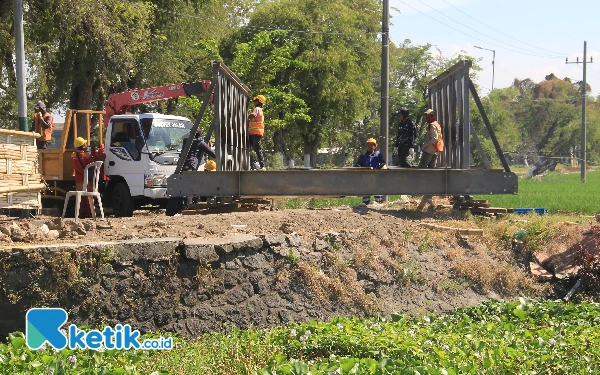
[168,61,517,198]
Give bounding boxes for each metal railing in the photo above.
[427,60,510,172]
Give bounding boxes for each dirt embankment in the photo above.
[0,199,595,314]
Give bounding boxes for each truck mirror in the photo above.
[135,136,145,152]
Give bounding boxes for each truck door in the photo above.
[105,119,144,196]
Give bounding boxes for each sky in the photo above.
[389,0,600,97]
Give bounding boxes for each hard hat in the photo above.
[205,159,216,171]
[424,109,435,115]
[395,107,409,117]
[253,95,266,104]
[34,101,46,111]
[74,137,87,148]
[366,138,377,147]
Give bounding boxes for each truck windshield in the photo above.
[144,119,194,153]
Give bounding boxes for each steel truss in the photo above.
[169,61,517,198]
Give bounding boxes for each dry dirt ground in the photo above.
[0,198,593,315]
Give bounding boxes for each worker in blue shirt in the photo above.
[354,137,386,205]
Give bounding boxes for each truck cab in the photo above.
[104,113,195,216]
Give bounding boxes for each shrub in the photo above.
[574,223,600,294]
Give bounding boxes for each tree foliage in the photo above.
[1,0,597,167]
[470,73,599,166]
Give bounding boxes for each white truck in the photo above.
[39,80,212,216]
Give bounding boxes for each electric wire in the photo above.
[439,0,569,57]
[412,0,564,58]
[396,0,564,59]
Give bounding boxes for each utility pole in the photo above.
[566,41,593,183]
[14,0,28,131]
[474,46,495,91]
[380,0,389,201]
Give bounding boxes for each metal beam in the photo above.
[470,122,491,169]
[175,80,215,175]
[168,169,518,197]
[468,78,511,172]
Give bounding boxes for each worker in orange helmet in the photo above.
[248,95,266,170]
[354,137,386,205]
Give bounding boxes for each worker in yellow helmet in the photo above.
[248,95,266,170]
[182,129,216,171]
[354,137,386,205]
[70,137,96,218]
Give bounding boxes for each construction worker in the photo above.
[392,107,416,168]
[31,101,54,149]
[71,137,95,218]
[419,109,444,169]
[248,95,266,170]
[182,129,216,171]
[417,109,444,208]
[354,138,386,205]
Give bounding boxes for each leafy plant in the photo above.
[287,248,300,265]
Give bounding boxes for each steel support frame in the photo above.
[169,169,518,197]
[427,60,471,169]
[168,60,518,199]
[175,62,251,175]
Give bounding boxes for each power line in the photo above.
[412,0,563,58]
[439,0,568,57]
[495,65,520,79]
[579,63,600,82]
[397,0,564,59]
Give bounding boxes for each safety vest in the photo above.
[249,107,264,136]
[431,121,444,152]
[34,112,54,141]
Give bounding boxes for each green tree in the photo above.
[225,0,381,167]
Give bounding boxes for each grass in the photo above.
[3,300,599,374]
[275,170,599,215]
[278,196,406,210]
[475,170,600,214]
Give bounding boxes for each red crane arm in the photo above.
[103,80,212,127]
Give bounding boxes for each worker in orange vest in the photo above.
[419,109,444,169]
[31,101,54,149]
[248,95,266,170]
[417,109,444,208]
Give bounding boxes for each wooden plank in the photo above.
[0,183,45,194]
[420,222,484,236]
[470,207,508,214]
[454,202,490,208]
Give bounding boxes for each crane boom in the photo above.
[103,80,212,127]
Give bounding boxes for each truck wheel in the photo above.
[112,183,134,217]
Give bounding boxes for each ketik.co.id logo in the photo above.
[26,308,172,350]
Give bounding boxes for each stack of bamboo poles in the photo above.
[0,129,44,209]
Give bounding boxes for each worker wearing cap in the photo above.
[419,109,444,169]
[248,95,266,170]
[31,101,54,149]
[392,107,416,168]
[417,109,444,208]
[354,138,386,205]
[71,137,95,218]
[182,129,216,171]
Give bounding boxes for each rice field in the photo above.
[475,170,600,215]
